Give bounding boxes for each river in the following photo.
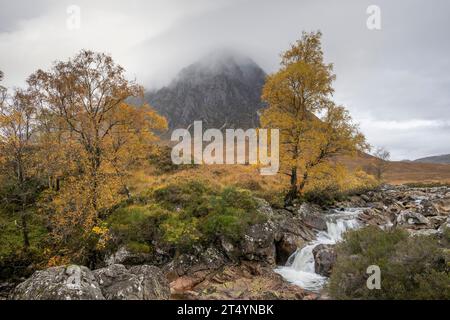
[275,208,363,292]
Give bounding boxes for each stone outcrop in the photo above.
[170,262,309,300]
[11,264,170,300]
[93,264,170,300]
[312,244,337,277]
[297,203,327,231]
[12,265,104,300]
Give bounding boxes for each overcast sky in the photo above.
[1,0,449,160]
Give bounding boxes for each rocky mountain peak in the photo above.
[145,50,267,130]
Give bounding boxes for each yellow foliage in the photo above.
[260,31,368,202]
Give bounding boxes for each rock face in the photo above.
[312,244,337,277]
[11,264,170,300]
[145,50,266,130]
[240,222,277,265]
[165,199,321,299]
[170,262,307,300]
[93,264,170,300]
[275,233,306,266]
[12,265,104,300]
[298,203,327,231]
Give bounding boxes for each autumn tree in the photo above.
[27,51,167,258]
[372,147,390,182]
[0,77,43,250]
[261,31,367,204]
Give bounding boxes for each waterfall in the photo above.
[275,208,362,292]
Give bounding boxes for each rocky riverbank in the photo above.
[5,185,450,300]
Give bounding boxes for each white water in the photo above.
[275,208,362,292]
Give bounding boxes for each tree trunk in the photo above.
[284,167,298,206]
[298,171,309,195]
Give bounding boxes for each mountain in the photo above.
[414,154,450,164]
[145,50,267,130]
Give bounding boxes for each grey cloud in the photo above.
[0,0,449,160]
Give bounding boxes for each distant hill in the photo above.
[339,152,450,184]
[414,154,450,164]
[145,50,266,130]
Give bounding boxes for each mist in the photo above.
[1,0,449,160]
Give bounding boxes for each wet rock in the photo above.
[93,264,170,300]
[275,233,306,265]
[312,244,337,277]
[12,265,104,300]
[176,262,305,300]
[297,203,327,231]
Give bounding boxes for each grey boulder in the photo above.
[12,265,104,300]
[93,264,170,300]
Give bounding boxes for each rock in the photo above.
[275,213,316,242]
[428,216,448,229]
[219,237,239,261]
[176,262,305,300]
[438,217,450,233]
[397,210,429,227]
[297,203,327,231]
[358,208,391,226]
[170,271,211,295]
[163,246,227,280]
[0,282,17,300]
[275,233,306,265]
[433,198,450,215]
[407,229,441,237]
[12,265,104,300]
[312,244,336,277]
[420,199,439,217]
[105,246,170,267]
[240,222,276,265]
[93,264,170,300]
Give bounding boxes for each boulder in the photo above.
[396,210,429,227]
[312,244,336,277]
[420,199,439,217]
[93,264,170,300]
[433,198,450,215]
[275,233,306,265]
[297,203,327,231]
[240,222,277,265]
[12,265,104,300]
[358,208,391,226]
[164,246,227,280]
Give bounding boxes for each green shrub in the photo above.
[108,181,265,253]
[329,226,450,299]
[161,214,201,248]
[107,204,170,250]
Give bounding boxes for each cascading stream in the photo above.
[275,209,362,292]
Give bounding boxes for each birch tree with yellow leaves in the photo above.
[0,75,43,250]
[261,31,367,205]
[27,51,167,259]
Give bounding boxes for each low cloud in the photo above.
[1,0,449,160]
